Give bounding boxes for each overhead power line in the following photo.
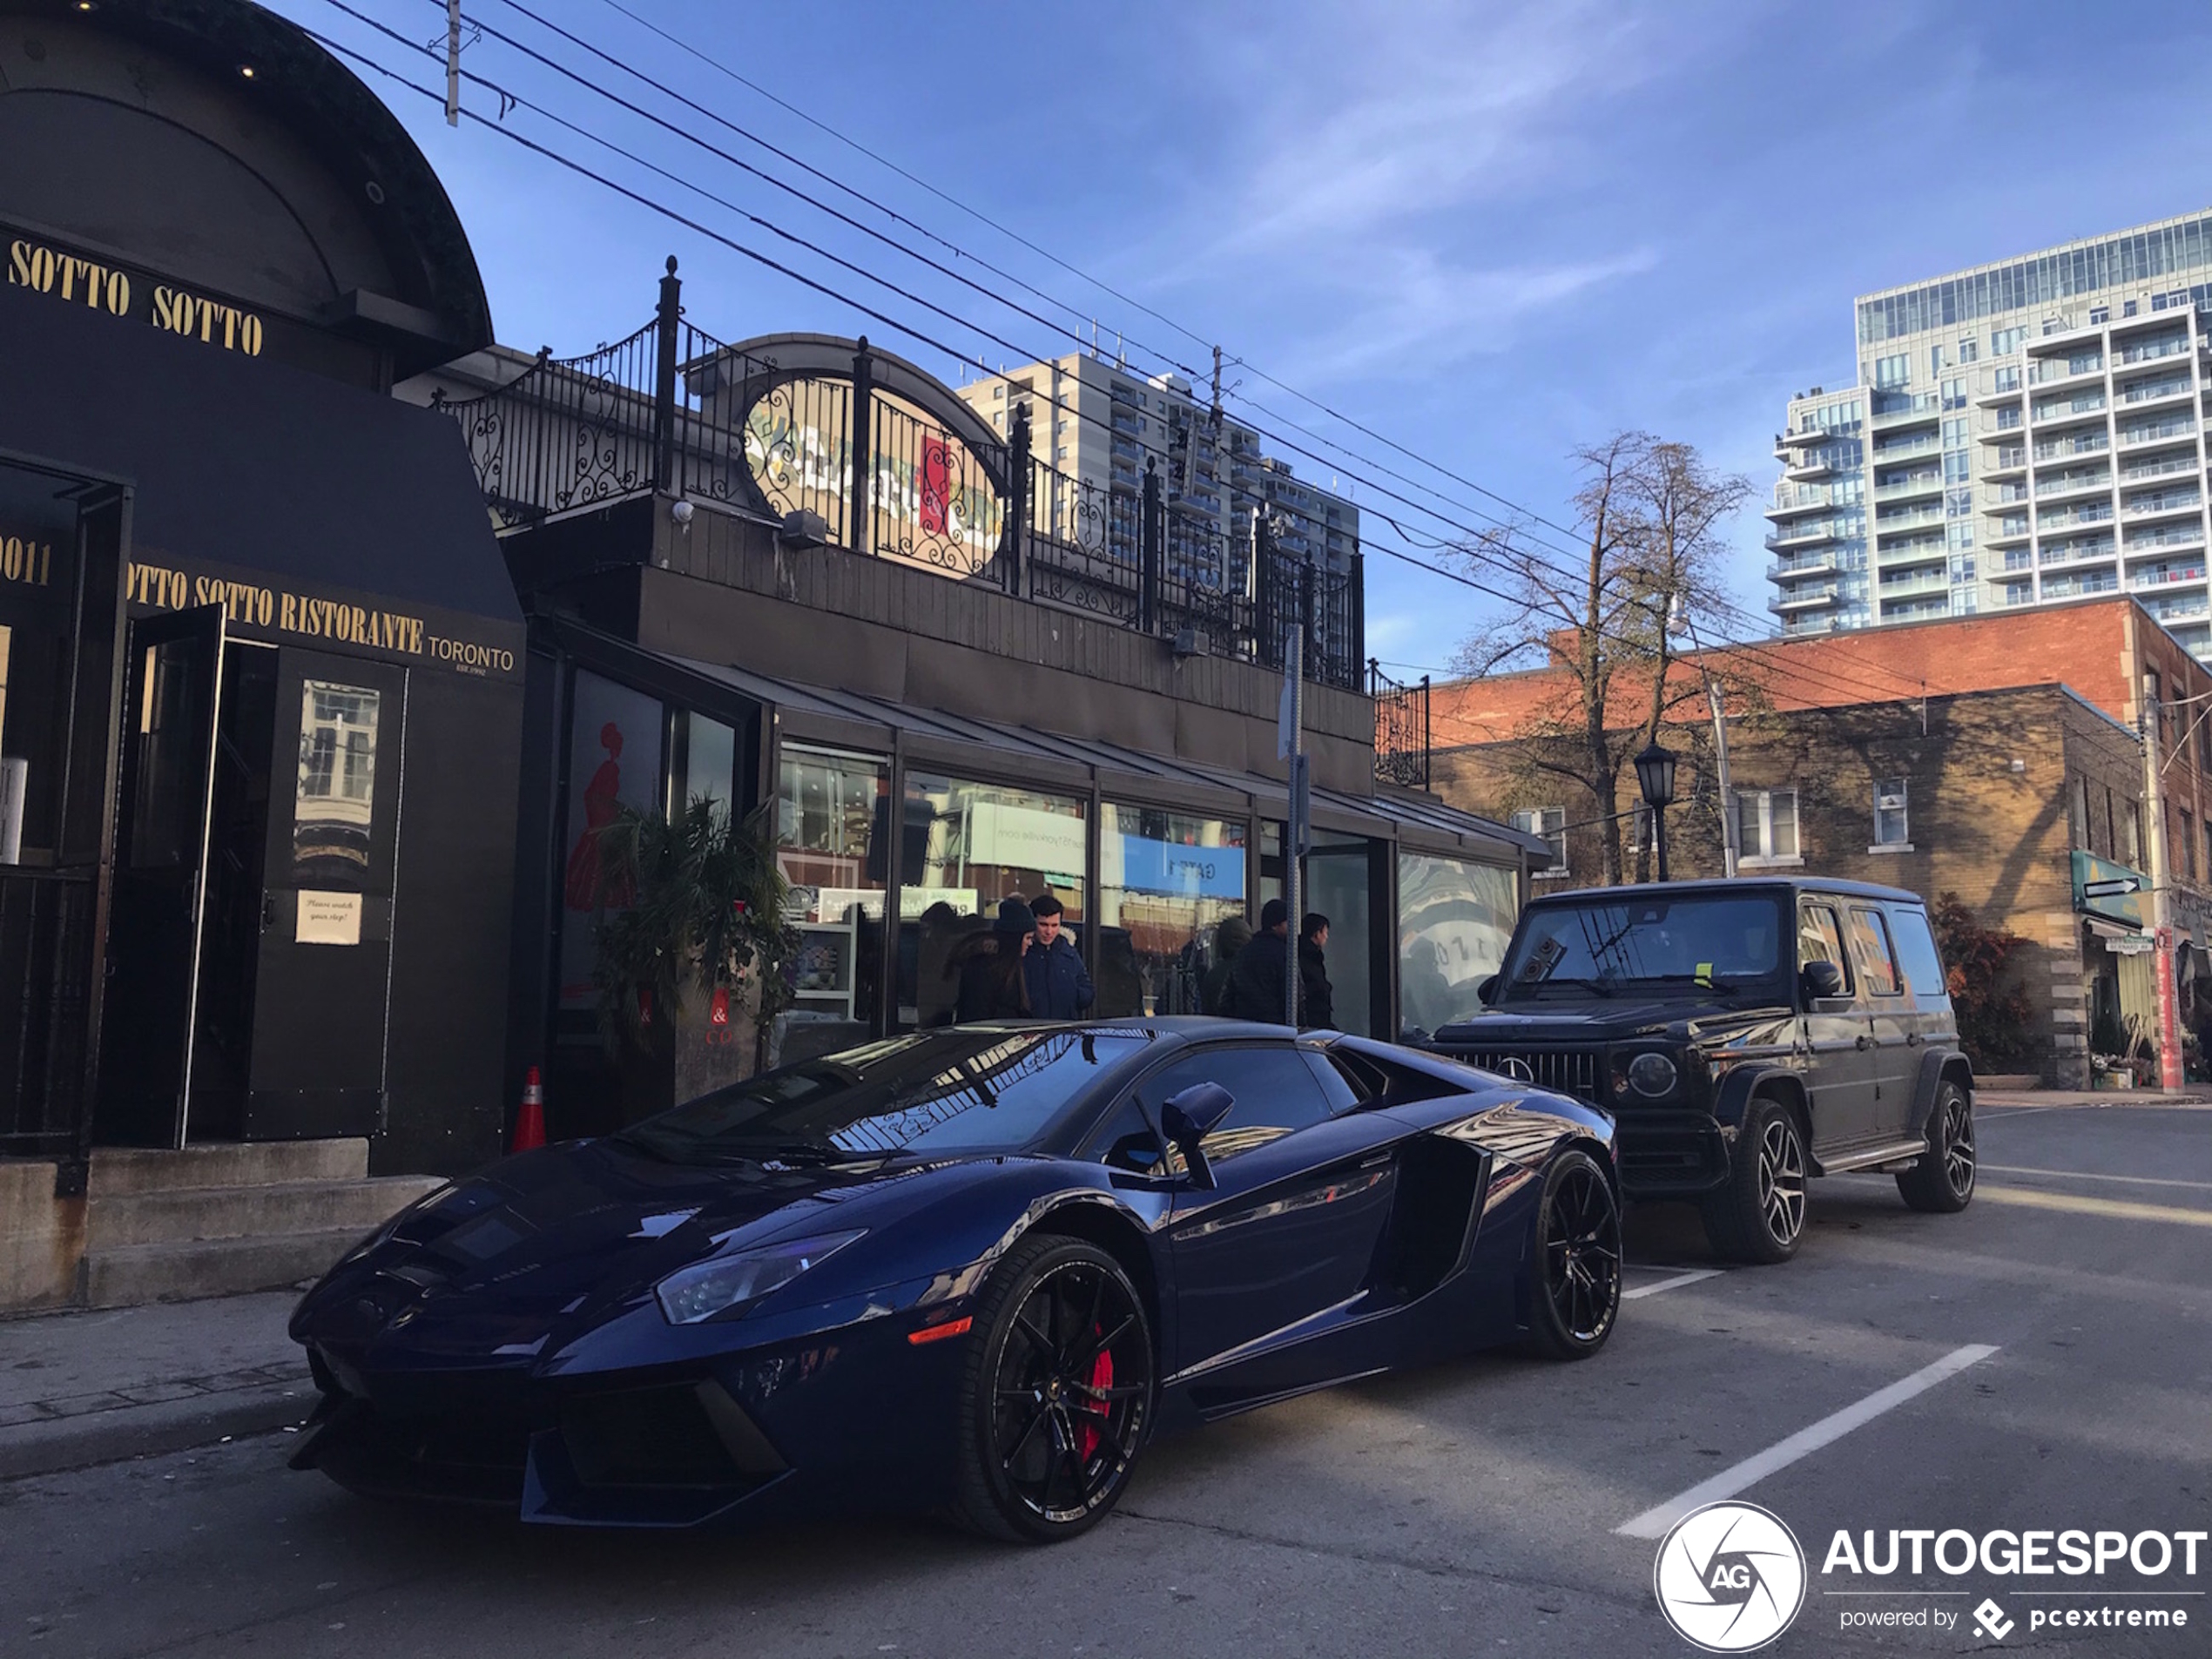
[308,11,1935,715]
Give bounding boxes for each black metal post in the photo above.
[651,257,681,493]
[848,338,874,556]
[1005,402,1030,597]
[1348,550,1366,686]
[1419,675,1431,788]
[1138,458,1162,633]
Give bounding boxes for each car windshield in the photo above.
[1496,894,1789,1000]
[615,1028,1153,1164]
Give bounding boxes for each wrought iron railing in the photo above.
[434,260,1363,690]
[1371,663,1431,786]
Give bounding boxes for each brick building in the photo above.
[1425,598,2212,1085]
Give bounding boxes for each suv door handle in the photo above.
[1905,1032,1924,1047]
[1855,1035,1873,1050]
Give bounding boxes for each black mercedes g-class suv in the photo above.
[1428,879,1976,1263]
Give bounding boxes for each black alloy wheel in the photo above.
[952,1235,1153,1543]
[1897,1082,1976,1213]
[1703,1096,1808,1264]
[1525,1147,1622,1359]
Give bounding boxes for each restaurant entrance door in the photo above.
[94,618,405,1147]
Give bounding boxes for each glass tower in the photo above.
[1769,210,2212,659]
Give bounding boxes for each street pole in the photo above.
[1284,556,1309,1028]
[1652,802,1669,882]
[1706,677,1738,878]
[2141,691,2185,1094]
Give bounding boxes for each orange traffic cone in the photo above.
[512,1065,547,1152]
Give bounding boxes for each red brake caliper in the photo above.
[1076,1330,1113,1459]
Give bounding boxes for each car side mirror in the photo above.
[1159,1082,1233,1191]
[1800,960,1845,1002]
[1475,974,1498,1007]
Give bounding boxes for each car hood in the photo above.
[291,1137,976,1359]
[1434,999,1796,1044]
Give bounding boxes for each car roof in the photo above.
[1526,877,1928,907]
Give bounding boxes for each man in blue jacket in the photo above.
[1022,894,1095,1019]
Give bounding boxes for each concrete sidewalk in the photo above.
[0,1289,312,1480]
[1979,1087,2211,1108]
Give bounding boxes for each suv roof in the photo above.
[1525,877,1927,907]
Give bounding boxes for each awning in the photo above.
[0,281,517,625]
[656,650,1541,864]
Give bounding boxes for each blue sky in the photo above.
[284,0,2212,678]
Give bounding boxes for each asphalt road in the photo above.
[3,1103,2208,1658]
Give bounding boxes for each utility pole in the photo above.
[1271,516,1309,1028]
[443,0,462,125]
[2141,687,2185,1094]
[1669,594,1737,877]
[1210,346,1224,425]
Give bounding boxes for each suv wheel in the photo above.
[1702,1096,1808,1264]
[1896,1082,1975,1213]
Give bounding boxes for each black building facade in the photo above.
[0,0,523,1198]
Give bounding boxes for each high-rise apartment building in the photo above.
[957,353,1359,577]
[1768,211,2212,661]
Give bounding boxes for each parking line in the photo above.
[1981,1164,2212,1194]
[1976,1185,2212,1227]
[1622,1268,1723,1300]
[1614,1344,2000,1540]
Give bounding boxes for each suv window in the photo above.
[1798,902,1852,991]
[1137,1045,1334,1166]
[1847,907,1904,997]
[1886,907,1950,1003]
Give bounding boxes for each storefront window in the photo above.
[899,772,1087,1027]
[557,671,664,1011]
[1398,852,1519,1040]
[776,745,888,1039]
[1305,843,1374,1035]
[1096,804,1248,1017]
[680,711,736,816]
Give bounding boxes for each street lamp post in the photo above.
[1635,741,1679,883]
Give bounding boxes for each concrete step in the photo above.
[88,1139,368,1197]
[81,1229,373,1308]
[84,1175,447,1251]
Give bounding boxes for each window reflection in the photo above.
[1096,805,1247,1017]
[898,772,1086,1028]
[1397,852,1517,1040]
[776,745,887,1043]
[293,681,379,884]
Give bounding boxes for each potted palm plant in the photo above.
[588,797,798,1109]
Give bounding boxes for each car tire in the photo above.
[1702,1096,1808,1264]
[1896,1082,1976,1213]
[949,1233,1154,1545]
[1522,1147,1622,1360]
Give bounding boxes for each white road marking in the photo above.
[1622,1268,1724,1300]
[1981,1163,2212,1193]
[1614,1343,2000,1540]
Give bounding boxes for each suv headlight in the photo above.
[1626,1052,1679,1098]
[654,1230,866,1325]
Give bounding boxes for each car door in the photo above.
[1143,1042,1403,1381]
[1797,899,1882,1150]
[1845,905,1917,1139]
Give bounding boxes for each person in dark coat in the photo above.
[951,898,1035,1022]
[1021,894,1094,1019]
[1299,913,1335,1031]
[1224,899,1298,1023]
[1200,914,1253,1015]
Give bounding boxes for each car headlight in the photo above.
[654,1230,866,1325]
[1627,1052,1679,1098]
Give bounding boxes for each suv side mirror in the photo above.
[1159,1082,1234,1191]
[1800,960,1846,1002]
[1475,974,1498,1007]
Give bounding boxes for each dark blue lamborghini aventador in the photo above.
[289,1019,1620,1543]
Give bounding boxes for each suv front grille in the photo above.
[1460,1049,1602,1103]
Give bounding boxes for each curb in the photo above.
[0,1379,314,1481]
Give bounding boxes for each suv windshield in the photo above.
[615,1028,1152,1165]
[1497,894,1789,1001]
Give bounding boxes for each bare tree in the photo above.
[1452,432,1752,885]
